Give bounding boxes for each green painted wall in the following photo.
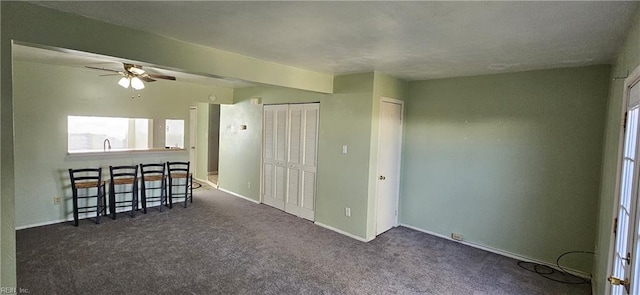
[403,66,610,273]
[218,99,264,199]
[317,73,374,237]
[593,10,640,295]
[219,73,376,238]
[12,60,232,228]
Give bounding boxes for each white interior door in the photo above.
[189,107,197,174]
[285,103,319,221]
[376,99,403,235]
[262,105,288,210]
[610,76,640,295]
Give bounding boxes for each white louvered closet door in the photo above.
[285,103,319,221]
[262,103,319,221]
[262,105,288,210]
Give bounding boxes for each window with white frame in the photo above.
[67,116,151,152]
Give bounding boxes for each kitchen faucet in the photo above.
[103,138,111,151]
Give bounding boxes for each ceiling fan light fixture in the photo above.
[118,76,130,88]
[131,76,145,90]
[128,67,145,75]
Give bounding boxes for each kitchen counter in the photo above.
[67,148,186,157]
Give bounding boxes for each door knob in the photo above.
[379,175,386,180]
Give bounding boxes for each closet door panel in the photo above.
[275,108,288,163]
[285,168,301,216]
[302,171,316,211]
[262,105,287,210]
[288,106,303,165]
[303,106,319,167]
[298,104,319,221]
[275,165,287,204]
[285,105,303,215]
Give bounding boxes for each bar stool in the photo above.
[139,163,167,213]
[69,168,107,226]
[166,161,193,208]
[108,165,139,219]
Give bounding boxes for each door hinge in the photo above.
[395,210,398,216]
[614,217,618,235]
[608,276,630,293]
[626,252,632,265]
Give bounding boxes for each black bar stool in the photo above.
[68,168,107,226]
[108,165,139,219]
[140,163,167,213]
[166,161,193,208]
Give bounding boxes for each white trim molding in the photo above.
[400,224,592,280]
[218,187,260,204]
[315,222,374,243]
[15,218,69,230]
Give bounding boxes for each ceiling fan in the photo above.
[85,63,176,90]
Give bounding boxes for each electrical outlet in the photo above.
[345,207,351,217]
[451,233,463,241]
[247,182,251,189]
[53,195,61,205]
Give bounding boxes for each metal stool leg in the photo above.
[72,188,79,226]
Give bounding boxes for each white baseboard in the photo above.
[16,211,119,230]
[218,187,260,204]
[16,199,186,230]
[16,218,69,230]
[400,223,591,279]
[315,222,374,243]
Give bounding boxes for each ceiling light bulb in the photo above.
[118,76,130,88]
[128,67,145,75]
[131,77,145,90]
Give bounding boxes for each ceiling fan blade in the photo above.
[139,76,156,82]
[148,74,176,81]
[85,66,122,73]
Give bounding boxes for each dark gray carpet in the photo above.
[17,185,590,295]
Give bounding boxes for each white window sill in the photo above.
[67,148,186,157]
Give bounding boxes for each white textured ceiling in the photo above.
[31,1,639,81]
